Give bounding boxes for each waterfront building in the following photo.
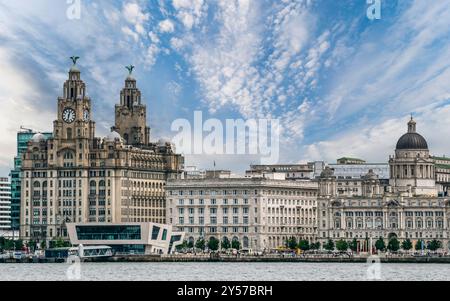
[20,59,183,244]
[432,156,450,196]
[0,177,11,230]
[166,175,318,251]
[317,118,450,251]
[9,128,52,230]
[246,164,315,180]
[66,222,184,255]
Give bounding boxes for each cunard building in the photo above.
[317,118,450,250]
[20,59,183,242]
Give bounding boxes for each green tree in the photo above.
[324,239,335,251]
[298,240,310,251]
[348,239,358,252]
[309,242,320,250]
[14,239,24,250]
[286,237,298,250]
[4,239,14,250]
[231,239,241,250]
[27,240,37,252]
[415,240,424,251]
[208,237,219,251]
[336,239,348,252]
[40,241,47,250]
[427,240,442,251]
[176,240,188,251]
[401,239,413,251]
[387,237,400,252]
[375,237,386,252]
[187,240,194,249]
[221,238,231,250]
[195,238,206,251]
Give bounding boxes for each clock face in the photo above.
[62,108,76,123]
[83,109,90,122]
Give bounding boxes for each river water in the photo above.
[0,262,449,281]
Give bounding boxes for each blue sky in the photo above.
[1,0,450,175]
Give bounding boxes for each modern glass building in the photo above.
[67,222,185,255]
[9,129,52,230]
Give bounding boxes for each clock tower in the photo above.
[114,65,150,146]
[52,57,95,167]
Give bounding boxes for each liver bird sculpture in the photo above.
[70,56,80,65]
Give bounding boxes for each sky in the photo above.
[1,0,450,176]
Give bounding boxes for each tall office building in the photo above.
[0,177,12,230]
[9,129,52,230]
[20,59,184,243]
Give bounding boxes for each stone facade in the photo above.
[318,118,450,250]
[166,177,318,251]
[20,60,183,243]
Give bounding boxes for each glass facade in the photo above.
[151,226,160,240]
[9,130,52,230]
[76,225,141,240]
[110,244,145,255]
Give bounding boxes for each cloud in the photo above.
[122,2,150,36]
[172,0,207,30]
[159,19,175,33]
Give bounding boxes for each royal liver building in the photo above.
[20,59,183,243]
[318,118,450,250]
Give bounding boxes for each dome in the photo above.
[363,169,378,180]
[395,117,428,150]
[396,133,428,150]
[31,133,47,143]
[320,166,335,178]
[69,65,80,73]
[105,131,123,142]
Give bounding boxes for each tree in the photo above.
[176,240,188,251]
[40,241,47,250]
[195,238,205,251]
[336,239,348,252]
[415,239,424,251]
[387,237,400,252]
[401,239,413,251]
[221,238,231,250]
[348,239,358,252]
[27,240,37,252]
[187,240,194,249]
[427,240,442,251]
[298,240,310,251]
[14,239,24,250]
[286,237,298,250]
[324,239,335,251]
[375,237,386,252]
[309,242,320,250]
[208,237,219,251]
[231,239,241,250]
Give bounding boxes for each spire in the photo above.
[408,115,416,133]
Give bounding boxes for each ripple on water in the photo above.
[0,262,449,281]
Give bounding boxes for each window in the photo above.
[75,226,141,240]
[151,226,161,240]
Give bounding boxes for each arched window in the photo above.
[243,236,249,248]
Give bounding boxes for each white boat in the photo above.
[68,244,113,259]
